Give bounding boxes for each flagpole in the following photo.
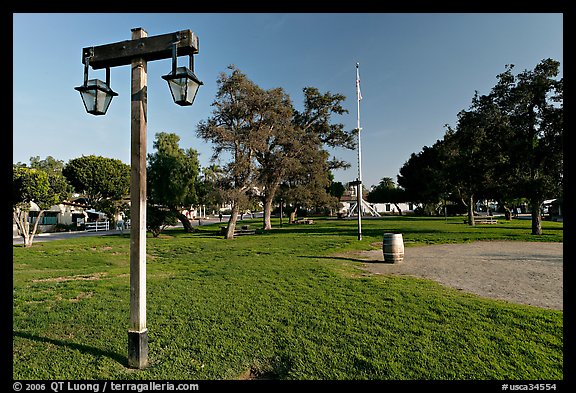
[356,62,362,241]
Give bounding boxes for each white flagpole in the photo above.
[356,62,363,241]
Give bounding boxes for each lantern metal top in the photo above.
[161,67,203,85]
[74,79,118,96]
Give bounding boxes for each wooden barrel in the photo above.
[383,233,404,263]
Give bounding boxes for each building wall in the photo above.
[339,201,419,215]
[372,202,418,213]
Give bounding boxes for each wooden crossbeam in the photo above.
[82,29,199,69]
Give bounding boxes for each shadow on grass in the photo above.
[298,255,384,264]
[263,225,444,238]
[14,331,127,367]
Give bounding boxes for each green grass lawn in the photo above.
[12,216,563,380]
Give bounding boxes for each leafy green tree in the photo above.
[398,142,448,215]
[29,156,74,205]
[294,87,355,149]
[367,177,408,215]
[281,149,339,217]
[13,166,68,247]
[327,177,346,203]
[29,155,65,173]
[147,132,200,233]
[146,205,178,238]
[62,155,130,227]
[442,97,504,225]
[488,59,563,234]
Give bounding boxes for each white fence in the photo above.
[85,221,109,232]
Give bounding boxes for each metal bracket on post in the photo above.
[170,33,179,75]
[106,67,111,89]
[82,48,94,86]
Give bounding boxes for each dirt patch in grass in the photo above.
[90,246,114,251]
[237,366,278,380]
[334,241,563,310]
[69,292,94,302]
[32,273,107,283]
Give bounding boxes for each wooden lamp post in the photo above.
[74,27,202,369]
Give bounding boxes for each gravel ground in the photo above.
[335,241,563,310]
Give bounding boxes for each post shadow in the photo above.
[14,331,127,367]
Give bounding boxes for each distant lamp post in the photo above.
[74,28,201,370]
[75,57,117,115]
[162,42,203,106]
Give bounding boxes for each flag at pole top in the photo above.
[356,62,363,101]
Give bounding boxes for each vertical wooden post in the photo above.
[128,27,148,369]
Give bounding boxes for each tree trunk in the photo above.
[14,210,30,247]
[503,206,512,220]
[467,195,475,226]
[530,199,543,235]
[263,195,274,230]
[14,210,44,247]
[262,183,280,230]
[175,210,195,232]
[393,203,403,216]
[225,203,240,239]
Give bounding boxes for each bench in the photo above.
[220,225,257,237]
[294,218,315,225]
[233,229,256,236]
[476,217,498,224]
[464,217,498,224]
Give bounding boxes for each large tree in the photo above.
[147,132,200,233]
[256,87,354,229]
[489,59,563,234]
[441,94,506,226]
[62,155,130,227]
[250,87,296,230]
[197,66,356,235]
[196,65,263,239]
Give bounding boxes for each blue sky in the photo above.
[12,13,563,189]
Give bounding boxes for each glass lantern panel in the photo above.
[95,90,113,114]
[80,90,98,113]
[168,77,191,105]
[186,79,200,104]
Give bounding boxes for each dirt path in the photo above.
[334,241,563,310]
